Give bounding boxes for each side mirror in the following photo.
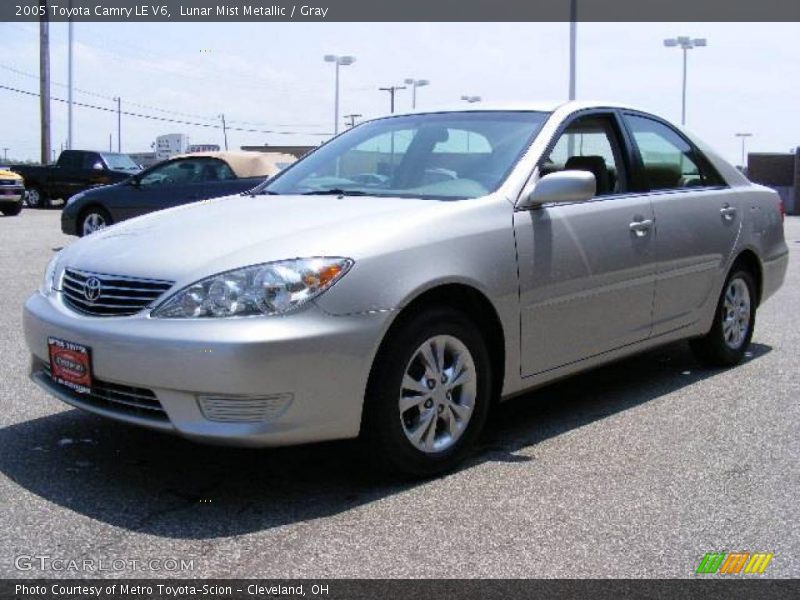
[128,176,141,187]
[518,170,596,209]
[91,162,104,171]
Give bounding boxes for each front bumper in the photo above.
[0,186,24,205]
[24,292,394,446]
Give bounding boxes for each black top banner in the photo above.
[3,0,800,22]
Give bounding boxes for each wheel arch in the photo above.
[367,282,507,406]
[730,248,763,306]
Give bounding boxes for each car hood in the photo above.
[58,193,451,284]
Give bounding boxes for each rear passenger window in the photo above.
[624,114,724,190]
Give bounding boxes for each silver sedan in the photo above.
[23,101,789,476]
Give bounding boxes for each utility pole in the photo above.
[114,97,121,152]
[569,0,577,100]
[108,133,112,152]
[344,113,362,128]
[219,113,228,150]
[379,85,406,114]
[2,148,8,161]
[39,2,51,164]
[735,132,753,170]
[67,0,74,150]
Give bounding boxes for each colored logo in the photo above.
[696,552,773,574]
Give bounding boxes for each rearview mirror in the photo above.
[518,170,596,209]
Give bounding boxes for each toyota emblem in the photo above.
[84,277,102,302]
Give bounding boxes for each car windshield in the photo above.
[258,111,549,200]
[101,153,140,172]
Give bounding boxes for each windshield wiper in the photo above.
[248,189,281,195]
[301,189,369,196]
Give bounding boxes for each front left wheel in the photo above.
[362,307,492,477]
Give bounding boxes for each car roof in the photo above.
[386,100,650,118]
[170,151,296,178]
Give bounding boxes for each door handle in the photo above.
[720,205,737,220]
[629,219,653,237]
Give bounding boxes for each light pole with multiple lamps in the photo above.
[324,54,356,135]
[663,36,707,126]
[735,132,753,170]
[460,95,481,103]
[403,78,429,109]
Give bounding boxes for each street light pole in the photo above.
[324,54,356,135]
[2,148,8,161]
[67,0,73,150]
[114,97,121,152]
[664,36,707,126]
[219,113,228,150]
[569,0,577,100]
[735,132,753,170]
[403,78,430,109]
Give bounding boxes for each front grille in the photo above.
[42,362,168,423]
[61,268,174,317]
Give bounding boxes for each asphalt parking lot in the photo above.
[0,209,798,579]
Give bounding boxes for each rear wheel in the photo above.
[362,307,492,477]
[690,269,756,367]
[25,186,48,209]
[79,206,112,236]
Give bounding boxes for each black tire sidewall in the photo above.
[364,307,492,477]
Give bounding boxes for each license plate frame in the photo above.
[48,336,93,394]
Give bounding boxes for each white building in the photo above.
[155,134,190,160]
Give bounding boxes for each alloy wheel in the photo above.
[82,212,107,236]
[399,334,477,453]
[722,278,751,350]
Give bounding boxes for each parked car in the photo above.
[0,168,25,216]
[61,151,295,236]
[23,102,788,476]
[12,150,141,209]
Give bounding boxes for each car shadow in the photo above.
[0,341,771,540]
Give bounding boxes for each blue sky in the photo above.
[0,21,798,165]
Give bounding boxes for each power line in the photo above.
[0,83,332,136]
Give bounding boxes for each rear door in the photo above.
[621,112,740,336]
[515,110,657,376]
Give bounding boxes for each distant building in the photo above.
[155,134,190,160]
[240,145,316,159]
[747,149,800,214]
[188,144,221,153]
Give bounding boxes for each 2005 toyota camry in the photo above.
[24,101,788,476]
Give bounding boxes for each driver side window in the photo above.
[140,159,201,187]
[541,115,626,197]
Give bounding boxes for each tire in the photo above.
[690,269,757,367]
[1,202,23,216]
[25,186,49,209]
[78,206,113,237]
[362,307,492,478]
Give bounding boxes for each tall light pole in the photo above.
[39,3,51,164]
[663,36,707,126]
[379,85,406,114]
[2,148,8,161]
[324,54,356,135]
[569,0,577,100]
[114,97,121,152]
[403,78,429,110]
[735,132,753,170]
[460,95,481,103]
[67,0,73,150]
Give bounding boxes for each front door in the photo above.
[515,112,657,376]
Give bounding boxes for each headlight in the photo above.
[40,252,61,296]
[152,257,353,318]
